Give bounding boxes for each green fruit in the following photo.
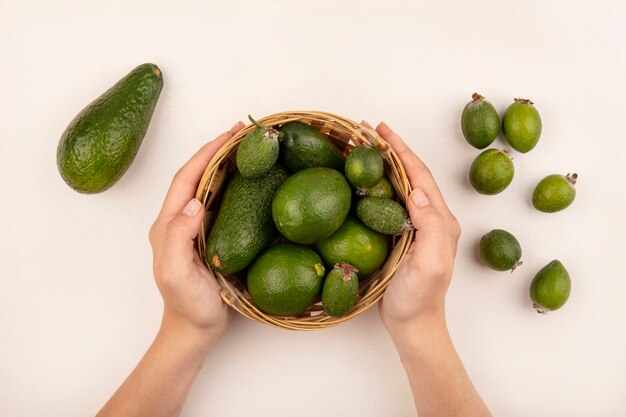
[57,63,163,193]
[322,262,360,318]
[236,116,280,178]
[361,176,395,199]
[461,93,500,149]
[279,121,344,172]
[315,216,388,279]
[479,229,522,272]
[345,145,384,189]
[469,149,514,195]
[272,167,351,244]
[532,173,578,213]
[502,98,542,153]
[247,244,325,316]
[356,197,409,235]
[205,164,290,274]
[530,260,571,314]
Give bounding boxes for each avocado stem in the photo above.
[472,92,484,102]
[566,173,578,185]
[248,115,266,130]
[514,98,534,105]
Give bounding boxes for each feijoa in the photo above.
[479,229,522,272]
[236,115,280,178]
[532,173,578,213]
[469,149,514,195]
[502,98,542,153]
[272,167,351,244]
[356,197,410,235]
[322,262,360,318]
[358,176,395,199]
[461,93,500,149]
[345,145,384,189]
[530,260,571,314]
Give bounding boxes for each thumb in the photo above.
[162,198,205,261]
[407,189,446,233]
[406,189,451,270]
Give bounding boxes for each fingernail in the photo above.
[182,198,202,217]
[361,120,373,128]
[229,121,244,133]
[411,189,430,207]
[378,121,388,129]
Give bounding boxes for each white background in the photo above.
[1,1,625,416]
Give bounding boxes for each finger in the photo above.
[407,189,456,268]
[375,122,451,213]
[162,198,205,267]
[159,121,245,221]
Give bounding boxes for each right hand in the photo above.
[368,121,462,334]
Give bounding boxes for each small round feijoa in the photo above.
[469,149,514,195]
[461,93,500,149]
[530,260,571,314]
[532,173,578,213]
[479,229,522,272]
[502,98,542,153]
[345,145,384,189]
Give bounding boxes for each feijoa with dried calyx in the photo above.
[345,145,384,189]
[236,115,281,178]
[530,260,571,314]
[469,148,514,195]
[356,197,411,235]
[532,173,578,213]
[461,92,500,149]
[358,176,395,199]
[502,98,542,153]
[479,229,523,272]
[322,262,360,318]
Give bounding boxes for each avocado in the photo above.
[57,63,163,193]
[205,164,290,274]
[272,167,351,244]
[247,244,325,316]
[279,121,344,172]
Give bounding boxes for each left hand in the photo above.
[148,121,245,340]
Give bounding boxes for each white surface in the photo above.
[1,1,625,416]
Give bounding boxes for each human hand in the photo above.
[149,121,245,341]
[368,121,461,335]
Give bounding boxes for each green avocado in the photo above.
[279,121,344,172]
[205,164,290,274]
[57,63,163,193]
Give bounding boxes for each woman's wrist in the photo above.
[385,310,449,356]
[158,313,225,356]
